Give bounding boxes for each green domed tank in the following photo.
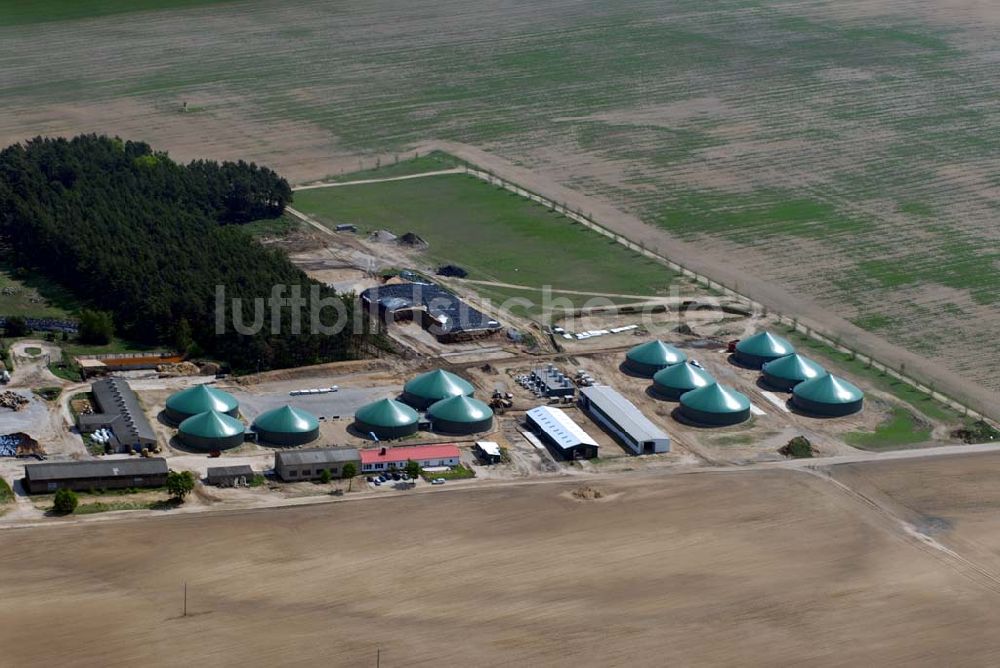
[253,405,320,446]
[164,385,239,424]
[733,331,795,369]
[679,383,751,426]
[761,354,827,391]
[792,375,864,417]
[177,410,245,451]
[624,340,687,377]
[651,363,715,400]
[427,395,494,435]
[401,369,475,409]
[354,398,420,440]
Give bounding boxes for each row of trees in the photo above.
[0,135,374,372]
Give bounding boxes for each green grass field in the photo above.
[293,173,679,309]
[241,215,301,239]
[846,408,933,450]
[0,263,80,319]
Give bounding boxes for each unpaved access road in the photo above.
[4,467,1000,666]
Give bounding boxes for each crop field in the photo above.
[294,173,679,308]
[6,471,1000,665]
[0,0,242,25]
[1,0,997,403]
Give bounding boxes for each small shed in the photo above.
[474,441,503,464]
[206,465,255,487]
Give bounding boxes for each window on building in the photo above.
[289,470,298,477]
[302,470,311,476]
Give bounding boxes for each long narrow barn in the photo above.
[23,458,169,494]
[578,385,671,455]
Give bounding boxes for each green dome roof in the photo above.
[403,369,474,401]
[253,405,319,434]
[166,385,238,416]
[793,374,864,404]
[653,362,715,391]
[178,410,244,439]
[736,331,795,359]
[626,340,687,367]
[354,398,419,428]
[762,354,826,383]
[427,395,494,423]
[680,382,751,414]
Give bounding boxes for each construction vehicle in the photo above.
[490,390,513,414]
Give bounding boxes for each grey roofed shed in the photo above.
[578,385,671,454]
[274,447,361,482]
[23,457,169,493]
[206,465,255,486]
[24,458,168,481]
[274,448,361,467]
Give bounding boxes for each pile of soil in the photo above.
[0,392,28,411]
[157,361,201,377]
[572,486,605,501]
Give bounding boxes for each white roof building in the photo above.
[475,441,502,458]
[525,406,599,459]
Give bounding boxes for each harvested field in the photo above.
[827,451,1000,586]
[3,0,997,406]
[4,470,1000,665]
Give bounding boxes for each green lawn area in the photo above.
[0,478,13,504]
[241,215,302,239]
[421,464,476,481]
[0,0,242,25]
[846,408,933,450]
[74,501,152,515]
[33,386,62,402]
[0,262,80,319]
[293,172,679,308]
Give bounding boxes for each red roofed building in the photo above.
[360,444,461,472]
